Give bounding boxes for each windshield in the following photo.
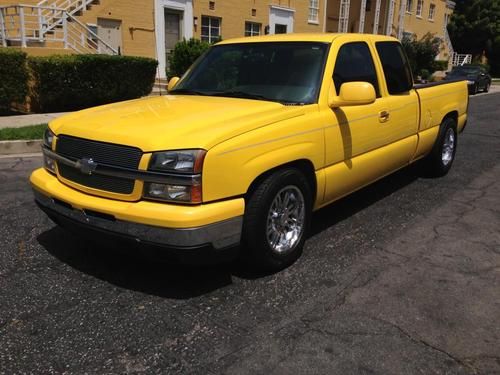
[170,42,329,105]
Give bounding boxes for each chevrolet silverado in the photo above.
[31,33,468,270]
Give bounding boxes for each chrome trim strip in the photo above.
[34,189,242,250]
[43,147,200,185]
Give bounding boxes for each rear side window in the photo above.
[333,42,380,97]
[375,41,413,94]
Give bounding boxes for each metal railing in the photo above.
[0,4,118,55]
[451,53,472,66]
[37,0,97,34]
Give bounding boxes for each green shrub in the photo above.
[29,54,158,112]
[167,38,211,78]
[0,48,29,114]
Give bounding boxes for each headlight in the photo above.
[467,80,475,85]
[144,149,206,203]
[149,149,206,173]
[43,128,55,149]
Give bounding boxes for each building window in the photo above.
[275,24,287,34]
[308,0,319,23]
[428,3,435,20]
[252,8,256,17]
[245,22,261,37]
[87,24,98,48]
[201,16,221,43]
[416,0,423,17]
[406,0,413,13]
[366,0,371,11]
[209,1,215,10]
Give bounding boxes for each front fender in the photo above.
[202,112,325,203]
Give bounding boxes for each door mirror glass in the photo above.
[329,81,376,108]
[167,76,180,92]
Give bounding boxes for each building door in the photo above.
[165,10,182,72]
[97,18,122,54]
[269,6,294,35]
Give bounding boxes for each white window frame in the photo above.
[416,0,423,17]
[308,0,320,23]
[201,15,221,43]
[244,21,261,37]
[406,0,413,13]
[428,3,435,20]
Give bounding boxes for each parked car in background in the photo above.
[444,65,491,95]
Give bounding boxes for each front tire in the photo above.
[424,118,457,177]
[484,82,490,93]
[242,168,312,271]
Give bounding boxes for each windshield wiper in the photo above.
[169,88,209,96]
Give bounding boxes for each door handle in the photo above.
[379,110,390,122]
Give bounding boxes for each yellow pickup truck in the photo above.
[31,33,468,270]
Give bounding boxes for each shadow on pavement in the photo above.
[310,162,422,236]
[37,161,424,296]
[37,226,235,299]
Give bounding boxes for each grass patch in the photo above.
[0,124,47,140]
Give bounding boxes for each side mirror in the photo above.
[328,81,376,108]
[167,76,180,92]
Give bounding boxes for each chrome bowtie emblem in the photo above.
[78,157,97,175]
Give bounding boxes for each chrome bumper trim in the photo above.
[43,147,200,185]
[34,189,242,250]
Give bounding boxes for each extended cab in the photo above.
[31,33,468,270]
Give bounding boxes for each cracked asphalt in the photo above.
[1,92,499,374]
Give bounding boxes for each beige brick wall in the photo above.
[192,0,324,40]
[76,0,156,58]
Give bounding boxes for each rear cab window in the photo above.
[375,41,413,94]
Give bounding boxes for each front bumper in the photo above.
[31,168,244,250]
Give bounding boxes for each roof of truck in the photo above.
[217,33,399,45]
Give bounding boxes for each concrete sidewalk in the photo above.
[0,112,68,129]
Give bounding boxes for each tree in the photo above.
[447,0,500,75]
[401,33,443,79]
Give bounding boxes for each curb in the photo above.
[0,139,43,155]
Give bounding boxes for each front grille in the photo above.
[58,164,135,194]
[56,135,142,195]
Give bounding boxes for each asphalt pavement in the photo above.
[0,93,499,374]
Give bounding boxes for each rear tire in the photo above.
[424,118,457,177]
[242,168,312,271]
[471,83,479,95]
[484,82,490,93]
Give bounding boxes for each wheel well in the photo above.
[442,111,458,127]
[245,159,317,203]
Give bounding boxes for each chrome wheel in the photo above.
[266,186,305,254]
[442,128,455,166]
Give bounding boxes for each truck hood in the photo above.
[49,95,306,152]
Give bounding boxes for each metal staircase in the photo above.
[0,0,118,55]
